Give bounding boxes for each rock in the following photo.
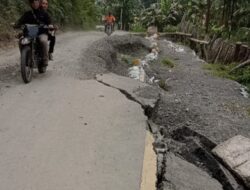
[164,153,223,190]
[212,135,250,188]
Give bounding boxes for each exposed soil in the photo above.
[150,41,250,143]
[142,39,250,190]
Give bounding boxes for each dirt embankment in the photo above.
[148,41,250,190]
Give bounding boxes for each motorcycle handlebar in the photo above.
[12,24,57,31]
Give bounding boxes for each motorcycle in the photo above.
[105,23,113,36]
[17,24,54,83]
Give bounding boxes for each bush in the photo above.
[130,23,146,32]
[163,25,178,33]
[234,66,250,85]
[232,27,250,44]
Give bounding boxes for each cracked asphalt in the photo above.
[0,31,155,190]
[1,30,250,190]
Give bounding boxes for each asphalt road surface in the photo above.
[0,31,155,190]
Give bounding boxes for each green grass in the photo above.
[203,63,236,80]
[203,63,250,92]
[161,58,175,68]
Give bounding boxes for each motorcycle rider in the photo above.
[15,0,52,66]
[104,12,116,32]
[40,0,56,61]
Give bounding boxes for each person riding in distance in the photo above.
[104,12,116,32]
[14,0,52,66]
[40,0,56,61]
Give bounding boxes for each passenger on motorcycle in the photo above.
[104,12,116,32]
[14,0,52,66]
[40,0,56,61]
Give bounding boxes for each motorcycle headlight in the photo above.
[20,38,31,45]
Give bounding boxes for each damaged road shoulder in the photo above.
[95,73,160,190]
[96,73,160,113]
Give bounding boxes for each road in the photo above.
[0,31,156,190]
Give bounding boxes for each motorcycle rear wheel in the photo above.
[21,46,33,83]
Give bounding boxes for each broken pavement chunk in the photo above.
[164,153,223,190]
[212,135,250,188]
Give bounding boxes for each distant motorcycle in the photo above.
[16,24,54,83]
[105,23,113,36]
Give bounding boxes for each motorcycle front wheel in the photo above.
[38,63,47,73]
[21,46,33,83]
[105,25,112,36]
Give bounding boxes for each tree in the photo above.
[0,0,97,32]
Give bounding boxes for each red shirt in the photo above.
[105,15,115,23]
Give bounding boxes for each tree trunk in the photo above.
[228,0,235,39]
[120,7,123,30]
[220,0,226,26]
[205,0,211,33]
[224,0,230,28]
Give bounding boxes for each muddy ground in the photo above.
[0,32,250,190]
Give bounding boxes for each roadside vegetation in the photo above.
[161,57,175,68]
[203,63,250,90]
[131,0,250,44]
[96,1,250,87]
[1,0,249,44]
[0,0,97,39]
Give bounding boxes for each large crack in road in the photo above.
[91,34,249,189]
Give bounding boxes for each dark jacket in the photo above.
[15,9,51,31]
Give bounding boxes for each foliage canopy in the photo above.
[0,0,97,34]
